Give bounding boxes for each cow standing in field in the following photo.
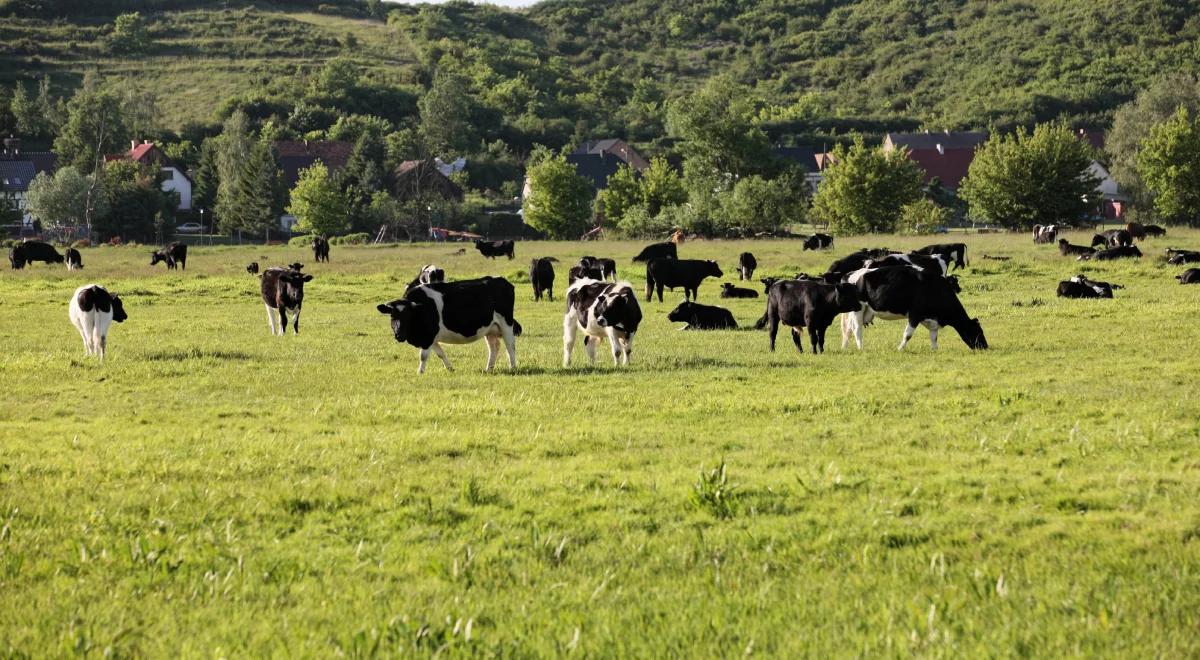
[824,248,891,281]
[1092,229,1133,249]
[9,241,63,268]
[803,233,834,250]
[64,248,83,270]
[475,239,515,259]
[261,267,312,335]
[579,256,617,281]
[720,283,758,298]
[766,278,860,353]
[1126,222,1147,241]
[68,284,127,361]
[1177,268,1200,284]
[312,235,330,263]
[1033,225,1059,244]
[563,279,642,366]
[866,252,949,275]
[530,257,556,301]
[667,301,738,330]
[912,243,967,270]
[1058,239,1095,257]
[569,263,603,284]
[632,241,677,263]
[645,259,723,302]
[150,242,188,270]
[737,252,757,280]
[246,262,259,275]
[842,266,987,351]
[376,277,522,373]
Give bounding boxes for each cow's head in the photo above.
[376,299,418,342]
[833,283,861,312]
[667,302,696,323]
[149,251,165,266]
[956,318,988,350]
[596,289,641,333]
[760,277,780,293]
[944,275,962,294]
[110,294,128,323]
[1090,234,1107,247]
[279,270,312,302]
[802,236,817,250]
[288,262,305,272]
[704,260,723,278]
[9,248,23,269]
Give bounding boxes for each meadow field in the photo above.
[1,232,1199,656]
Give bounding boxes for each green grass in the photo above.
[2,233,1200,656]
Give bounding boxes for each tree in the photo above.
[192,137,219,212]
[524,151,593,239]
[97,160,170,242]
[718,173,807,234]
[109,12,151,54]
[666,75,773,179]
[216,112,283,235]
[596,164,640,226]
[1108,74,1200,206]
[1137,107,1200,225]
[959,122,1099,230]
[289,162,349,236]
[419,71,477,157]
[896,198,953,235]
[54,87,129,174]
[812,137,924,234]
[342,131,387,231]
[24,166,104,227]
[640,156,687,217]
[11,81,51,139]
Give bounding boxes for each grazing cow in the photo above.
[1166,248,1200,265]
[64,247,83,270]
[737,252,757,280]
[569,264,603,284]
[261,267,312,335]
[530,257,556,301]
[912,243,967,270]
[645,258,723,302]
[1092,229,1133,248]
[1089,245,1142,261]
[246,262,259,275]
[802,233,834,250]
[312,235,330,263]
[9,240,64,268]
[825,248,891,280]
[1144,224,1167,237]
[631,241,677,263]
[1177,268,1200,284]
[842,266,987,351]
[563,279,642,366]
[405,264,446,293]
[866,252,949,275]
[475,239,515,260]
[765,278,860,353]
[1033,224,1058,244]
[720,283,759,299]
[579,255,617,281]
[150,242,188,270]
[1058,239,1095,257]
[376,277,522,374]
[287,262,305,272]
[667,301,737,330]
[69,284,127,361]
[1126,222,1147,241]
[1057,274,1121,298]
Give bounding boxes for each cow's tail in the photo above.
[644,264,655,301]
[511,319,523,336]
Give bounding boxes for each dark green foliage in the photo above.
[1138,107,1200,226]
[96,159,172,242]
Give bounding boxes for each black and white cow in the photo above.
[563,279,642,366]
[1144,224,1167,237]
[667,301,737,330]
[246,262,259,275]
[475,239,515,259]
[802,233,834,251]
[866,252,949,275]
[1177,268,1200,284]
[737,252,757,280]
[632,241,677,263]
[376,277,522,373]
[64,247,83,270]
[1057,274,1120,298]
[645,259,723,302]
[841,266,987,351]
[1092,229,1133,248]
[1166,248,1200,265]
[1058,239,1095,257]
[1033,224,1059,244]
[569,264,603,284]
[406,264,446,293]
[720,282,759,298]
[825,248,891,280]
[912,243,967,270]
[261,267,312,335]
[579,255,617,281]
[530,257,556,301]
[765,278,860,353]
[69,284,127,361]
[9,240,63,268]
[1089,245,1142,261]
[150,242,188,270]
[312,235,330,263]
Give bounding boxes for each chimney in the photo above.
[943,129,951,135]
[131,139,138,150]
[936,143,945,155]
[3,136,19,158]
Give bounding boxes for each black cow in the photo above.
[563,279,642,366]
[765,278,860,353]
[64,247,83,270]
[737,252,757,280]
[376,277,522,373]
[312,235,330,263]
[843,266,987,351]
[150,242,187,270]
[1089,245,1142,261]
[1057,274,1121,298]
[475,239,515,260]
[1126,222,1147,241]
[1177,268,1200,284]
[912,243,967,270]
[287,262,305,272]
[530,257,556,301]
[667,301,737,330]
[632,241,677,263]
[1092,229,1133,248]
[579,255,617,281]
[1167,248,1200,265]
[802,233,834,251]
[825,248,891,280]
[260,266,312,335]
[866,252,948,275]
[1033,224,1059,244]
[1144,224,1167,237]
[246,262,259,275]
[720,283,758,299]
[9,241,63,268]
[1058,239,1095,257]
[569,264,603,284]
[405,264,445,293]
[645,259,722,302]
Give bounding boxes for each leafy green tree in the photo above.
[640,156,687,217]
[289,162,350,236]
[343,131,388,231]
[524,151,593,239]
[216,112,283,235]
[718,173,807,234]
[896,198,952,235]
[10,81,51,139]
[97,160,170,242]
[109,12,150,54]
[959,123,1099,230]
[666,75,772,179]
[192,137,219,212]
[419,71,478,157]
[1137,106,1200,225]
[326,114,392,143]
[1108,74,1200,206]
[24,166,104,227]
[54,87,129,174]
[812,137,924,234]
[596,164,640,226]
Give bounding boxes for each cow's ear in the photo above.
[377,303,396,315]
[302,274,313,282]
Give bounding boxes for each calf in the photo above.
[1033,224,1058,244]
[261,267,312,335]
[569,264,603,284]
[69,284,128,361]
[1089,245,1142,261]
[1057,274,1120,298]
[150,242,188,270]
[475,239,515,259]
[737,252,757,280]
[64,247,83,270]
[1058,239,1095,257]
[579,255,617,281]
[912,243,967,270]
[405,264,446,293]
[312,235,330,263]
[720,283,759,299]
[667,301,737,330]
[631,241,677,263]
[803,233,834,250]
[646,259,722,302]
[9,240,63,268]
[1177,268,1200,284]
[766,279,860,353]
[1092,229,1132,248]
[1144,224,1167,237]
[563,279,642,366]
[376,277,522,374]
[842,266,987,351]
[246,262,259,275]
[530,257,556,301]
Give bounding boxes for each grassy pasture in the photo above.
[1,232,1200,656]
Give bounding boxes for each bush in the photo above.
[71,239,91,248]
[617,203,676,238]
[330,232,371,245]
[288,234,316,247]
[896,199,952,235]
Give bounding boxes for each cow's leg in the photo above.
[97,332,106,362]
[768,313,779,351]
[584,334,598,364]
[898,323,917,351]
[924,320,940,350]
[656,284,664,303]
[606,328,622,365]
[621,333,633,365]
[291,307,301,334]
[791,327,804,353]
[563,318,577,367]
[501,324,517,370]
[279,308,289,335]
[431,342,453,371]
[417,348,430,374]
[265,304,276,335]
[485,335,500,372]
[810,326,822,354]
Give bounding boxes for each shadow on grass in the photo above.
[142,348,253,361]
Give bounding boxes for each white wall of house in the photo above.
[1088,161,1121,198]
[162,166,192,210]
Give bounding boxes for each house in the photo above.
[0,159,37,223]
[883,130,988,190]
[106,140,194,210]
[275,140,354,190]
[565,138,649,191]
[435,157,467,177]
[774,145,824,193]
[393,159,464,202]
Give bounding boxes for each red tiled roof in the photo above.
[275,140,353,188]
[904,148,977,188]
[129,142,157,163]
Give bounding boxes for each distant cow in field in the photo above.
[632,241,677,263]
[1058,239,1095,257]
[825,248,891,280]
[150,242,187,270]
[646,259,722,302]
[312,235,330,262]
[69,284,127,361]
[912,243,967,270]
[866,252,949,276]
[720,283,759,299]
[1177,268,1200,284]
[765,278,860,353]
[406,264,445,293]
[1057,274,1121,298]
[803,233,834,251]
[842,266,987,351]
[530,257,556,301]
[1167,248,1200,265]
[64,247,83,270]
[261,266,312,335]
[475,239,515,260]
[737,252,757,280]
[1126,222,1147,241]
[1087,245,1142,261]
[1144,224,1167,237]
[1092,229,1133,249]
[376,277,522,373]
[9,240,63,268]
[246,262,259,275]
[1033,224,1058,244]
[579,255,617,281]
[569,264,603,284]
[667,301,737,330]
[563,279,642,366]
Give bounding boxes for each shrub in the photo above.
[689,459,738,519]
[896,199,952,235]
[330,232,371,245]
[288,234,316,247]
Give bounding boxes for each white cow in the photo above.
[69,284,128,361]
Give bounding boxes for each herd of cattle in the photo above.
[9,222,1198,369]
